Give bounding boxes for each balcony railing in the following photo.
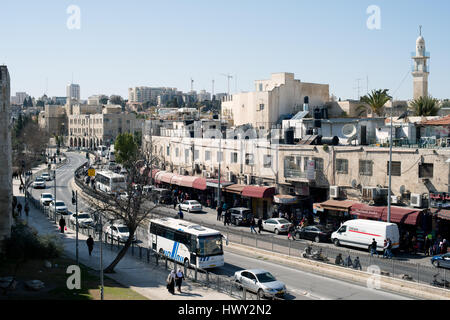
[411,51,430,58]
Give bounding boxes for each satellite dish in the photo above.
[351,180,358,188]
[342,124,357,138]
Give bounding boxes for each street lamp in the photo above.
[72,190,79,265]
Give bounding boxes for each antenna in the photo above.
[353,78,363,100]
[190,78,194,92]
[419,25,422,36]
[212,79,215,100]
[220,73,233,96]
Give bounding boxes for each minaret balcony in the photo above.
[412,65,429,73]
[411,51,430,59]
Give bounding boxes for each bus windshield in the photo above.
[198,235,223,256]
[112,177,125,183]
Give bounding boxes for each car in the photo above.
[118,192,129,201]
[142,185,153,195]
[229,207,253,226]
[294,225,333,243]
[262,218,292,235]
[40,173,52,181]
[39,193,54,206]
[179,200,202,213]
[234,269,286,299]
[105,224,136,243]
[32,177,46,189]
[70,212,95,228]
[431,253,450,269]
[49,200,69,215]
[150,188,172,204]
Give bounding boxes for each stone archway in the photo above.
[70,137,73,147]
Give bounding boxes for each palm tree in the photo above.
[357,89,392,117]
[409,95,440,116]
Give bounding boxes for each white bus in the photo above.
[95,170,126,195]
[149,218,225,269]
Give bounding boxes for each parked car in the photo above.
[40,173,52,181]
[32,177,46,189]
[142,185,153,196]
[179,200,202,213]
[150,188,172,204]
[229,207,253,226]
[70,212,95,228]
[294,225,333,243]
[49,200,69,215]
[234,269,286,299]
[262,218,292,235]
[39,193,54,206]
[105,224,136,243]
[431,253,450,269]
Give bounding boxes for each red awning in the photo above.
[381,206,422,225]
[193,178,207,191]
[351,203,384,220]
[242,186,276,199]
[158,172,175,184]
[171,175,184,185]
[319,200,357,212]
[224,184,246,195]
[178,176,199,188]
[151,169,160,179]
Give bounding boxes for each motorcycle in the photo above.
[431,273,450,288]
[302,244,329,262]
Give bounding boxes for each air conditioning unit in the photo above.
[410,193,423,208]
[391,195,400,204]
[362,187,378,201]
[330,186,340,199]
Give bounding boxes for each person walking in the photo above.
[217,205,223,221]
[224,209,231,227]
[287,224,295,241]
[257,218,263,234]
[175,268,185,293]
[86,235,94,256]
[370,238,379,257]
[178,207,184,220]
[167,270,176,295]
[383,238,393,259]
[59,216,66,234]
[17,203,22,217]
[250,217,257,234]
[24,202,30,218]
[424,235,431,256]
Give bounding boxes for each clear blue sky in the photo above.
[1,0,449,100]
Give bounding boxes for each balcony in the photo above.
[411,65,430,73]
[411,51,430,59]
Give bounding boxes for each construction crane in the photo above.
[220,73,233,96]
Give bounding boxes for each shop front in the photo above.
[223,184,247,209]
[317,200,358,230]
[273,195,299,221]
[241,186,276,219]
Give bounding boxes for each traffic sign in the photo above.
[88,169,96,177]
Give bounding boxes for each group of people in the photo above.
[166,268,185,295]
[424,234,448,257]
[335,253,362,270]
[369,238,394,259]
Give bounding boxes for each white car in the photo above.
[40,193,54,206]
[40,173,52,181]
[179,200,202,213]
[234,269,286,299]
[49,200,69,215]
[105,224,136,243]
[70,212,94,228]
[262,218,292,235]
[32,177,46,189]
[118,192,129,201]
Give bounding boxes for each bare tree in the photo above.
[84,133,159,273]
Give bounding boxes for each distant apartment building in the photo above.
[38,105,67,136]
[221,72,329,129]
[197,90,211,102]
[68,105,143,148]
[66,83,81,101]
[128,86,178,104]
[10,92,29,105]
[0,65,12,243]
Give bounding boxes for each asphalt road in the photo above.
[28,151,423,300]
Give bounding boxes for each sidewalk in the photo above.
[14,170,233,300]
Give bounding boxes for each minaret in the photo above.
[412,26,430,100]
[0,65,12,244]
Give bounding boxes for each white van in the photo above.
[331,219,399,252]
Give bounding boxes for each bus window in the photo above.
[198,235,223,256]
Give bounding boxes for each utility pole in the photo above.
[99,213,104,300]
[218,104,222,209]
[54,167,57,223]
[72,190,79,264]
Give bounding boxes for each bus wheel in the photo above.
[184,258,190,268]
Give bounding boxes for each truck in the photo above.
[331,219,400,252]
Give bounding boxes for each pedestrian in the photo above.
[335,253,343,265]
[166,270,176,295]
[175,268,185,293]
[370,238,379,257]
[287,224,295,240]
[250,217,257,234]
[344,255,353,267]
[217,206,223,221]
[353,257,362,270]
[86,235,94,256]
[59,216,66,234]
[383,238,393,259]
[224,209,231,226]
[424,235,431,256]
[173,197,177,210]
[17,203,22,217]
[24,202,30,218]
[257,218,263,234]
[443,239,448,254]
[178,207,184,220]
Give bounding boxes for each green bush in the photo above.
[2,223,63,261]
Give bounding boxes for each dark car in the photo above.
[431,253,450,269]
[229,207,253,226]
[294,225,332,243]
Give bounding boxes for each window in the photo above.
[175,148,179,157]
[419,163,433,178]
[259,83,263,91]
[259,104,265,111]
[194,150,199,160]
[166,146,170,156]
[387,161,401,176]
[359,160,373,176]
[314,158,324,172]
[185,149,190,163]
[336,159,348,174]
[205,150,211,161]
[263,155,272,168]
[231,152,238,163]
[245,153,254,165]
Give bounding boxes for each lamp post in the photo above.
[72,190,79,264]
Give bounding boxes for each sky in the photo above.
[1,0,449,100]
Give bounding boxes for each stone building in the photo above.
[0,65,12,243]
